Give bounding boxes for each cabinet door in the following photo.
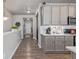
[69,5,76,17]
[42,6,51,25]
[72,52,76,59]
[65,36,73,51]
[52,6,60,25]
[60,6,68,25]
[44,37,55,51]
[55,36,64,51]
[41,36,45,49]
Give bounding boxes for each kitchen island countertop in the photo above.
[66,46,76,53]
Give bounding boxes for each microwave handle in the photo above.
[67,16,69,25]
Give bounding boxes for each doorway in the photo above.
[36,13,39,43]
[23,18,33,38]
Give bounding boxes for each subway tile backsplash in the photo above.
[51,26,63,34]
[40,25,76,34]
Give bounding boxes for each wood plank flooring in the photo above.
[12,37,71,59]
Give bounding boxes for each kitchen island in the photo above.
[66,46,76,59]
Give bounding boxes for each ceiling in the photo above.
[4,0,76,15]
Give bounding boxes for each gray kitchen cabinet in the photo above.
[43,36,55,51]
[60,6,68,25]
[69,5,76,17]
[65,36,73,51]
[41,35,75,52]
[41,3,75,25]
[41,36,45,50]
[72,52,76,59]
[52,6,60,25]
[55,36,64,51]
[42,6,51,25]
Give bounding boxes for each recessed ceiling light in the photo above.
[27,10,31,13]
[3,17,9,21]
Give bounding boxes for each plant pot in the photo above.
[12,29,17,32]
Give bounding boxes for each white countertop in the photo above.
[41,33,76,36]
[66,46,76,53]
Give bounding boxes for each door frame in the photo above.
[23,18,33,38]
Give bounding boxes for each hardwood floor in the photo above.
[12,37,71,59]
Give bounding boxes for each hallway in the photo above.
[12,37,71,59]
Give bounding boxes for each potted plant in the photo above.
[11,24,18,31]
[15,22,20,27]
[11,22,21,31]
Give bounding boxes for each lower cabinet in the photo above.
[72,52,76,59]
[64,36,73,51]
[55,36,64,51]
[44,37,55,51]
[41,36,74,52]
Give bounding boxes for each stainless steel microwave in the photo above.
[67,16,76,25]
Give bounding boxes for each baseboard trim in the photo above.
[43,51,71,54]
[9,39,22,59]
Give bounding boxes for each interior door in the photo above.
[25,22,31,34]
[24,18,32,35]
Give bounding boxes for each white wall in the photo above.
[3,31,21,59]
[3,8,13,32]
[4,10,12,17]
[13,15,37,39]
[3,19,12,32]
[3,2,13,17]
[13,15,24,39]
[37,9,42,48]
[33,17,37,39]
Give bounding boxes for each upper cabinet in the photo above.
[41,3,76,25]
[42,6,51,25]
[69,5,76,17]
[60,6,68,25]
[52,6,60,25]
